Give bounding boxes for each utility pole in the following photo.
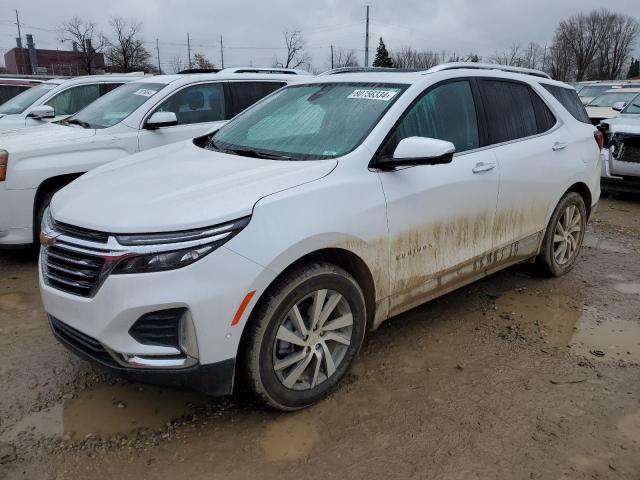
[14,9,22,48]
[187,33,192,69]
[364,5,370,67]
[156,38,161,73]
[220,35,224,69]
[331,44,334,69]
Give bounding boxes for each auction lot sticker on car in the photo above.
[347,89,398,101]
[133,88,157,97]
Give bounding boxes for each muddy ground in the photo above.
[1,195,639,480]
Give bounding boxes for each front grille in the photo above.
[42,244,105,297]
[129,308,186,349]
[49,316,118,368]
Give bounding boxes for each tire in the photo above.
[243,262,367,411]
[536,191,587,277]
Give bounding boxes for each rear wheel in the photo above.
[537,192,587,277]
[243,263,366,410]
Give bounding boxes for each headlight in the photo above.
[112,217,250,274]
[0,150,8,181]
[113,244,217,274]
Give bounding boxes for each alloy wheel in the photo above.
[272,289,353,391]
[553,204,583,266]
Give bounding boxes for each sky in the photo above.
[0,0,638,72]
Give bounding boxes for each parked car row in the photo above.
[574,80,640,105]
[0,77,46,105]
[0,72,299,247]
[0,62,600,410]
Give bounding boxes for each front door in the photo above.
[376,79,500,317]
[137,82,228,151]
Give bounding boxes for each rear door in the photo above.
[479,78,570,257]
[376,79,500,316]
[137,81,228,151]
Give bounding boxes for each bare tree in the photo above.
[556,10,607,81]
[275,29,310,69]
[59,17,108,74]
[392,46,439,69]
[594,12,640,79]
[489,43,523,66]
[105,17,152,72]
[549,33,574,81]
[329,47,358,68]
[193,52,215,70]
[520,42,544,70]
[169,55,186,73]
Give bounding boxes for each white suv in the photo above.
[0,74,141,131]
[0,73,295,246]
[40,63,601,410]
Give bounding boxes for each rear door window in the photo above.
[478,80,545,144]
[228,82,286,116]
[101,83,124,95]
[153,83,226,125]
[45,84,101,116]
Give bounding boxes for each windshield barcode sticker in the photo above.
[133,89,157,97]
[347,89,398,101]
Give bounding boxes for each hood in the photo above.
[600,114,640,135]
[586,106,619,120]
[51,140,337,233]
[0,122,95,153]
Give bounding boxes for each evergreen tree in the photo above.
[627,58,639,79]
[373,38,393,68]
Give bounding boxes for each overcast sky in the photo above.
[1,0,639,71]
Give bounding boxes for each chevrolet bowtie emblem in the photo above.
[39,231,58,247]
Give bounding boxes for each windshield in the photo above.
[622,95,640,114]
[579,85,618,98]
[209,82,408,160]
[67,82,165,129]
[0,82,58,114]
[588,91,639,107]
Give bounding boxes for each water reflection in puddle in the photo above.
[496,292,640,362]
[1,383,204,442]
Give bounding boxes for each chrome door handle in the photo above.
[472,162,497,173]
[552,142,569,151]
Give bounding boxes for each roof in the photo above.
[603,88,640,93]
[128,72,300,86]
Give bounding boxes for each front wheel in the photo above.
[243,263,366,410]
[536,192,587,277]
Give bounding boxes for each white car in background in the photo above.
[40,63,601,410]
[0,73,296,246]
[586,88,640,125]
[0,74,142,131]
[577,82,624,105]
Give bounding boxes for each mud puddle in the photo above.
[261,414,320,461]
[1,383,205,442]
[496,291,640,362]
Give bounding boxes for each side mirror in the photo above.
[145,111,178,129]
[611,102,626,112]
[27,105,55,120]
[378,137,456,169]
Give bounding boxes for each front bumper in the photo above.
[0,185,36,246]
[600,147,640,193]
[41,243,278,394]
[50,315,235,396]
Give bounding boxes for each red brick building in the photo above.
[4,47,105,76]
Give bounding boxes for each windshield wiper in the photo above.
[64,118,91,128]
[208,139,294,160]
[225,147,294,160]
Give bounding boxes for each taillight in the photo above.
[594,131,604,150]
[0,150,7,181]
